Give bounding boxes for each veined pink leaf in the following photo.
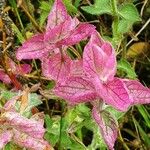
[96,78,132,111]
[2,111,45,139]
[46,0,71,30]
[42,53,71,82]
[0,58,31,84]
[70,59,84,77]
[45,18,79,45]
[58,23,96,46]
[0,130,13,149]
[124,80,150,105]
[16,34,49,60]
[83,32,116,82]
[13,129,50,150]
[17,64,32,74]
[0,69,11,83]
[7,58,31,74]
[54,77,97,104]
[92,106,118,150]
[4,95,20,111]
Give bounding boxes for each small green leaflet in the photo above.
[81,0,113,15]
[117,58,137,79]
[118,3,141,23]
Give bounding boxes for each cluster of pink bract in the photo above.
[13,0,150,149]
[0,95,51,150]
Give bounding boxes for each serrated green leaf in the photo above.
[14,93,42,117]
[118,19,132,34]
[23,93,42,113]
[81,0,113,15]
[12,23,25,43]
[118,3,141,23]
[117,58,137,79]
[1,90,17,100]
[136,105,150,128]
[39,1,52,26]
[74,0,82,8]
[106,106,125,119]
[45,132,59,146]
[133,117,150,148]
[63,0,78,14]
[45,115,53,131]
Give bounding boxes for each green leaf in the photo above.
[1,90,17,100]
[117,58,137,79]
[63,0,78,15]
[45,115,53,131]
[81,0,113,15]
[74,0,82,8]
[133,117,150,148]
[118,3,141,23]
[105,106,125,119]
[23,93,42,113]
[39,1,52,26]
[117,19,132,34]
[136,105,150,128]
[45,132,59,146]
[11,23,25,43]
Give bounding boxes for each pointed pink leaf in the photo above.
[4,95,20,111]
[0,130,13,149]
[124,80,150,105]
[46,0,71,30]
[16,34,49,60]
[17,64,32,74]
[42,53,71,82]
[58,23,96,46]
[13,129,50,150]
[2,111,45,139]
[54,77,97,104]
[96,78,132,111]
[83,32,116,82]
[5,58,31,75]
[45,18,79,44]
[70,59,84,77]
[0,69,11,83]
[92,106,118,150]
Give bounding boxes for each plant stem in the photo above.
[111,0,119,45]
[118,129,130,150]
[20,5,43,33]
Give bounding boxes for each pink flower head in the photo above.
[53,30,150,149]
[16,0,95,82]
[83,32,132,111]
[0,95,51,150]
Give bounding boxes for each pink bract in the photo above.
[46,0,71,30]
[0,58,31,84]
[0,96,50,150]
[42,53,71,82]
[16,0,95,59]
[16,0,95,82]
[0,130,13,149]
[92,106,118,150]
[83,31,116,82]
[13,129,50,150]
[54,76,97,104]
[124,79,150,105]
[83,32,132,111]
